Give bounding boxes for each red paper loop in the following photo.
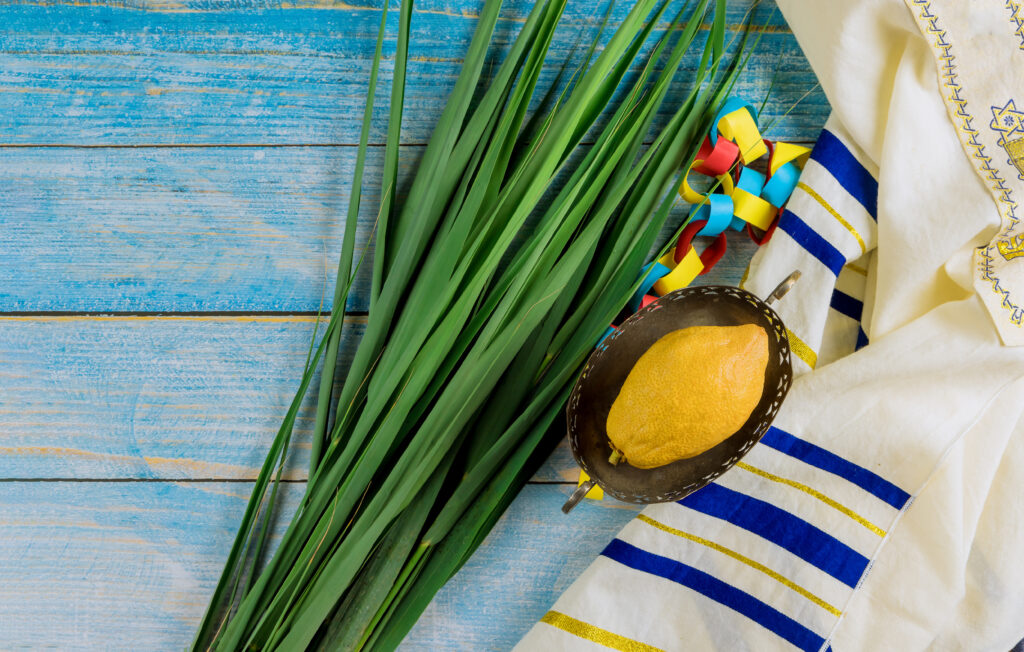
[693,135,740,177]
[763,139,775,180]
[746,206,783,245]
[674,219,728,275]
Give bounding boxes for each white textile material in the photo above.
[516,1,1024,650]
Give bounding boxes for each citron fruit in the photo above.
[606,324,768,469]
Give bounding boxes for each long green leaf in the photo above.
[370,0,413,310]
[310,1,391,473]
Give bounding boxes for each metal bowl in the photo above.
[561,271,800,513]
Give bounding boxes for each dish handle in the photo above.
[562,480,596,514]
[764,270,801,307]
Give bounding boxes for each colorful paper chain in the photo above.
[580,98,811,500]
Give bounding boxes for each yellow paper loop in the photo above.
[770,141,811,175]
[715,172,735,196]
[732,188,776,230]
[652,249,703,296]
[718,108,767,164]
[577,470,604,500]
[679,158,709,204]
[680,162,735,210]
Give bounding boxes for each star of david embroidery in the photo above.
[991,100,1024,141]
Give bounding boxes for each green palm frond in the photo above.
[193,1,755,649]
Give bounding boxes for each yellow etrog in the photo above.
[606,324,768,469]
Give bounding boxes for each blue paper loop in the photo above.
[691,194,734,238]
[761,161,801,207]
[736,166,766,195]
[629,261,671,311]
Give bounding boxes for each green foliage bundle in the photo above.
[193,0,750,648]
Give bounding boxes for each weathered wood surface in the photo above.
[0,0,826,647]
[0,314,344,480]
[0,0,825,145]
[0,147,764,313]
[0,237,755,482]
[0,480,305,649]
[0,481,638,650]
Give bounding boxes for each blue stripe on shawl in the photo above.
[811,129,878,220]
[602,539,826,652]
[778,209,846,275]
[679,483,869,588]
[829,288,863,321]
[856,327,869,350]
[761,427,910,509]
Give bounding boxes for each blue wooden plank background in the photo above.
[0,1,825,145]
[0,482,637,649]
[0,0,827,648]
[0,147,759,313]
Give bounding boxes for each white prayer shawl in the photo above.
[516,1,1024,650]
